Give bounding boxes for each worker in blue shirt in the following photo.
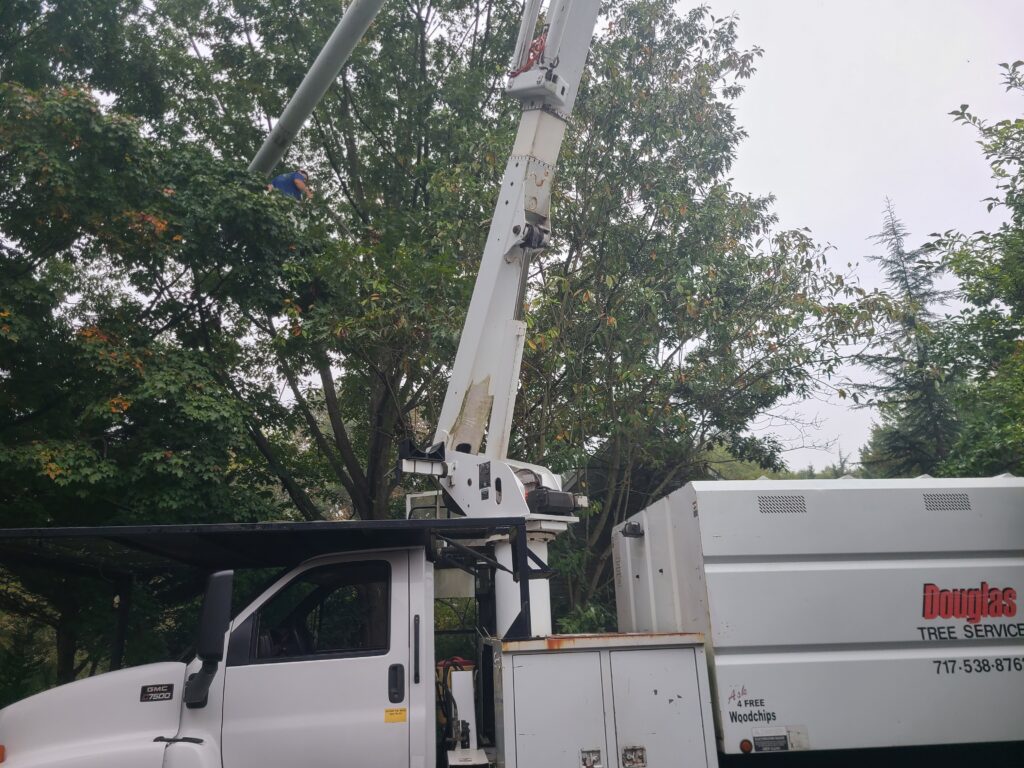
[269,169,312,201]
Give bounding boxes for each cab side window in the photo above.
[254,560,390,661]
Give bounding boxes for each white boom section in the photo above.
[434,0,601,460]
[405,0,600,639]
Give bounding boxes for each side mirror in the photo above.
[184,570,234,708]
[196,570,234,661]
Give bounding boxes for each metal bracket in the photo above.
[525,545,553,580]
[435,535,513,576]
[397,439,450,480]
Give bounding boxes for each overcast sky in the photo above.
[698,0,1024,470]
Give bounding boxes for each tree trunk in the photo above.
[55,609,78,685]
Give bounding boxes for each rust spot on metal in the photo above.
[541,632,701,650]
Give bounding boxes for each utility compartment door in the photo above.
[221,552,411,768]
[609,649,711,768]
[510,651,609,768]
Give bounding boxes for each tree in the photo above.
[856,202,960,477]
[0,82,303,682]
[0,0,165,117]
[931,61,1024,476]
[116,0,525,521]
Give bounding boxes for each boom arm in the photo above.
[434,0,602,460]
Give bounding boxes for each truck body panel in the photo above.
[613,478,1024,754]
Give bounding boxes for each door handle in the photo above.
[413,615,421,684]
[388,663,405,703]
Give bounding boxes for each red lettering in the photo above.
[989,588,1004,618]
[939,590,954,619]
[922,582,1018,622]
[966,589,983,624]
[923,583,940,619]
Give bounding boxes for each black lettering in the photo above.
[728,710,777,724]
[960,622,1023,639]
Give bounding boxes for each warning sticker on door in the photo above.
[385,707,407,723]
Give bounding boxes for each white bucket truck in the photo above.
[0,1,722,766]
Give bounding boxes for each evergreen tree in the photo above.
[858,201,960,477]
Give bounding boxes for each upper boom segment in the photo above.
[434,0,602,462]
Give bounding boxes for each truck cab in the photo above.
[0,539,435,768]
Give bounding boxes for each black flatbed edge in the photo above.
[0,516,527,573]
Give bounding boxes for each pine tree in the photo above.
[858,201,960,477]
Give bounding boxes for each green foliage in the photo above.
[705,445,860,480]
[0,0,165,117]
[109,0,527,522]
[0,618,51,708]
[556,602,614,635]
[942,348,1024,474]
[927,61,1024,476]
[0,81,302,686]
[434,598,477,662]
[0,82,293,526]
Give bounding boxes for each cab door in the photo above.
[221,551,410,768]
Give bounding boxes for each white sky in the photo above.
[700,0,1024,470]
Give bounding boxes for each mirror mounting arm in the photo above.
[183,659,220,709]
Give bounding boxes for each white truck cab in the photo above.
[0,543,435,768]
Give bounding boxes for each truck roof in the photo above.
[0,516,531,573]
[689,475,1023,493]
